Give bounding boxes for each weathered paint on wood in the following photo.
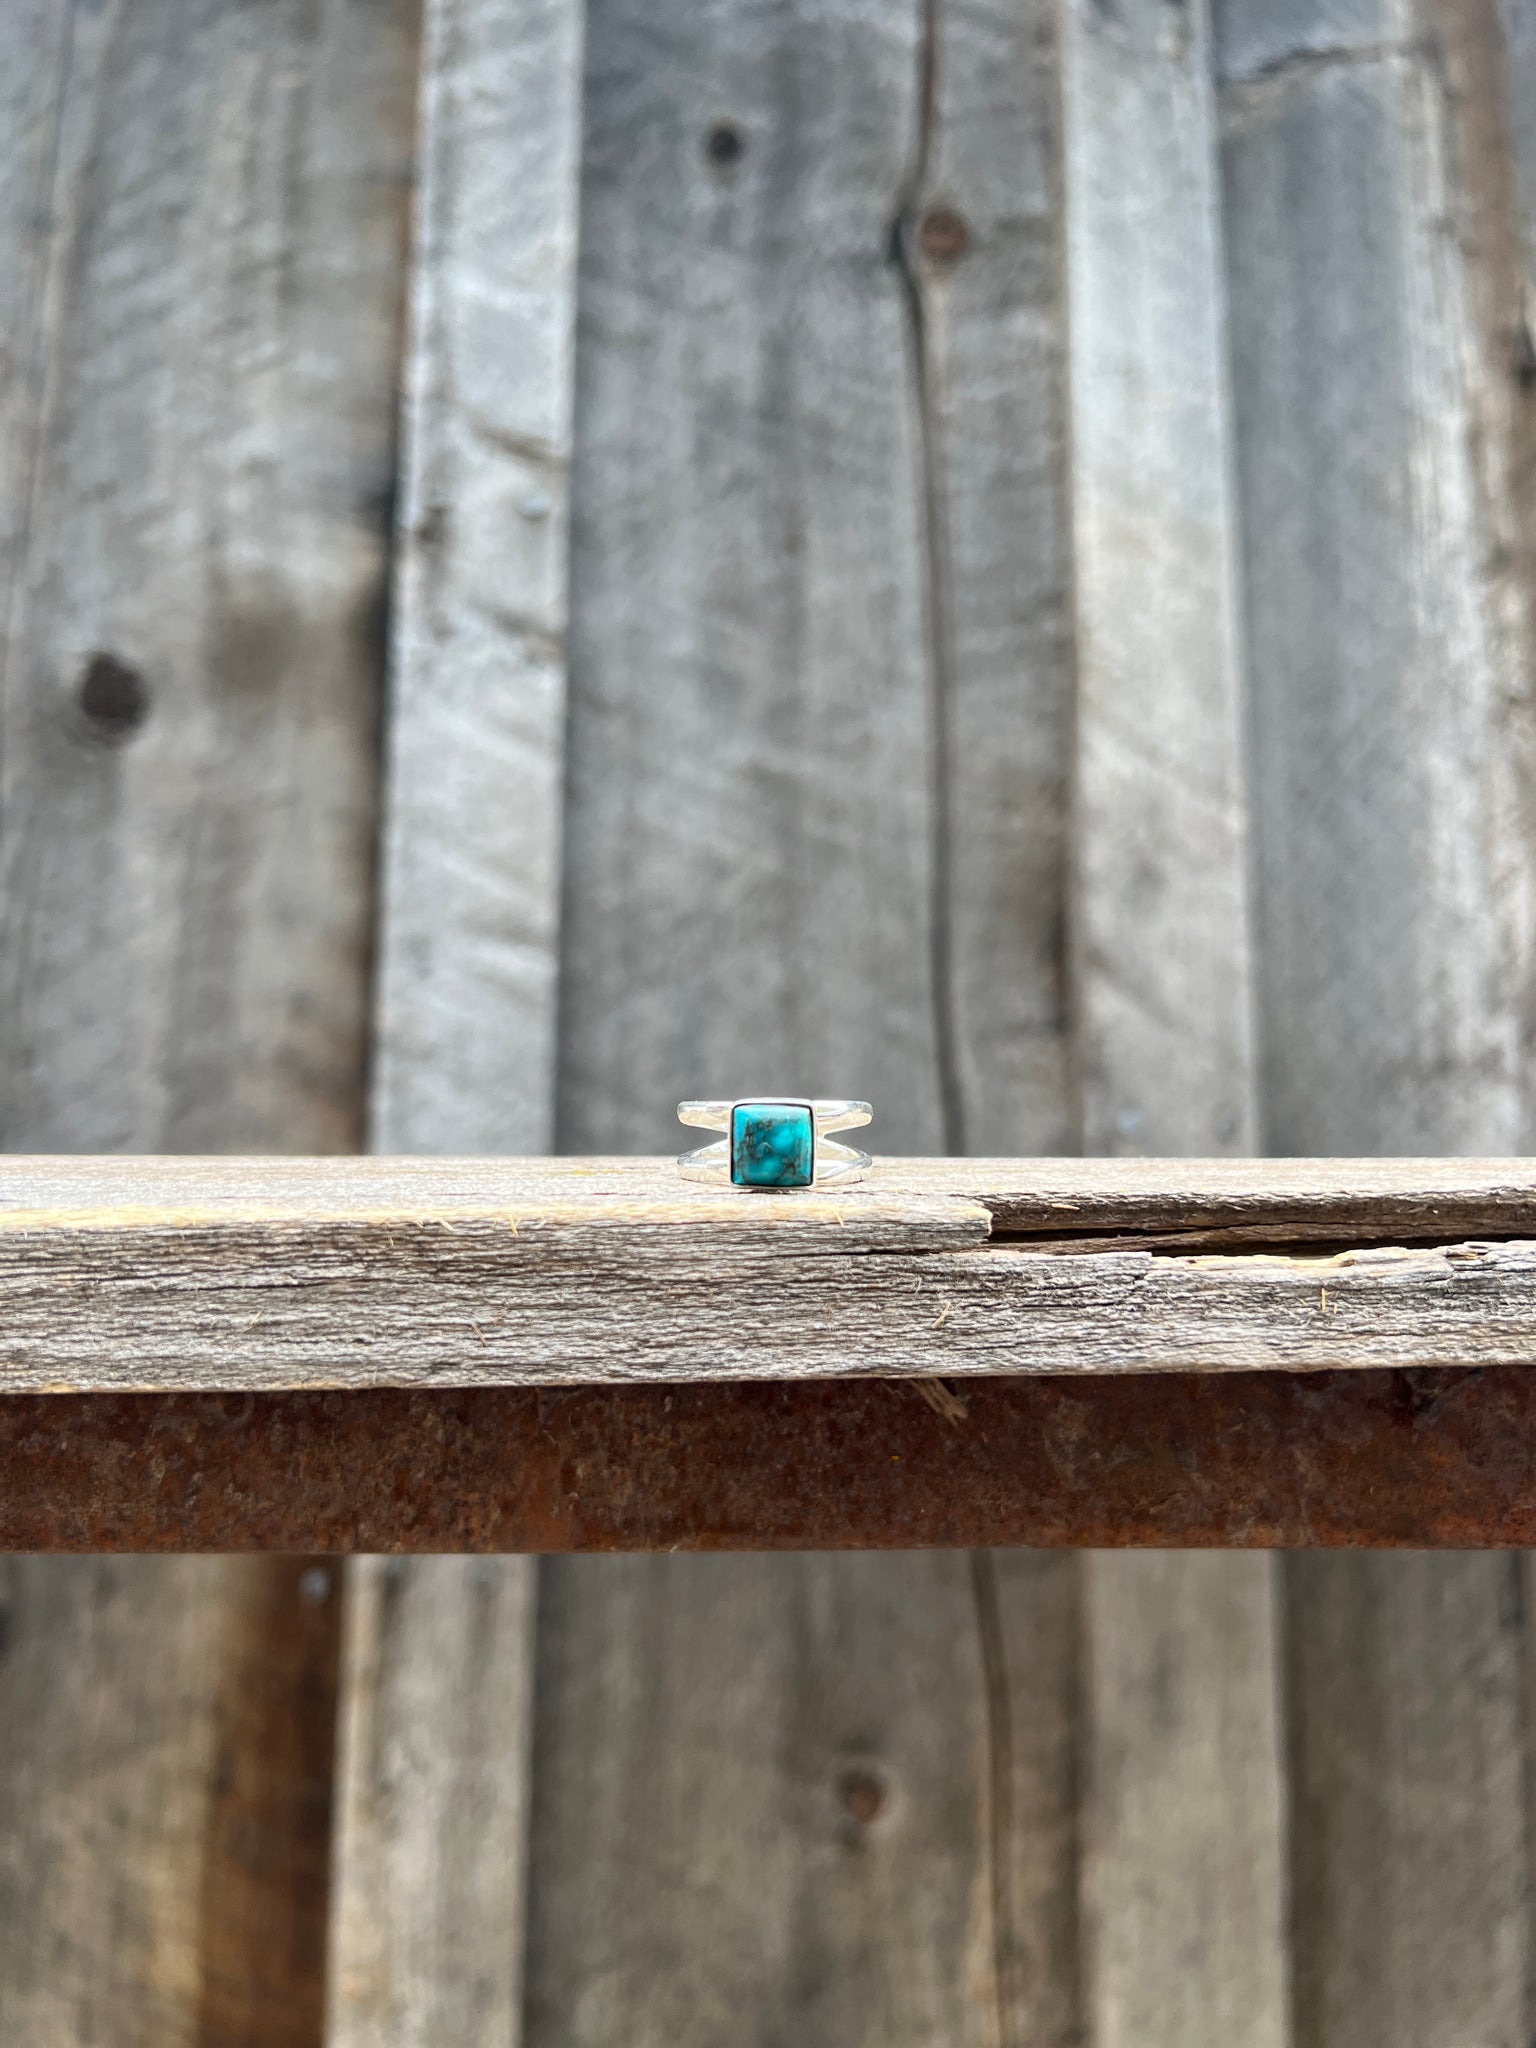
[1219,0,1536,2040]
[372,0,585,1158]
[0,0,419,2038]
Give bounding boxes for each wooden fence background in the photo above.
[1,0,1534,2041]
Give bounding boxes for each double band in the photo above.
[677,1098,872,1189]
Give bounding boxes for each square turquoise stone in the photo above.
[730,1101,815,1189]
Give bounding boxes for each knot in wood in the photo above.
[918,206,970,262]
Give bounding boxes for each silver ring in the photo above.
[677,1098,872,1188]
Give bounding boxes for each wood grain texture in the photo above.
[0,1556,341,2048]
[902,0,1076,1155]
[555,0,941,1156]
[1219,0,1536,1162]
[1286,1555,1530,2048]
[0,2,418,2037]
[1064,0,1254,1161]
[371,0,585,1155]
[326,1557,536,2048]
[0,0,415,1155]
[0,1557,229,2047]
[1219,0,1536,2040]
[524,1552,1080,2048]
[1082,1554,1287,2048]
[6,1148,1536,1232]
[10,1162,1536,1389]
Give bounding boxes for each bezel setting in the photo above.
[728,1099,817,1190]
[674,1098,873,1188]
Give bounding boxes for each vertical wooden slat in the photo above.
[1081,1556,1287,2048]
[555,0,942,1154]
[0,0,419,2038]
[537,0,1085,2043]
[1219,0,1536,2041]
[1284,1555,1529,2048]
[907,0,1077,1156]
[327,1559,538,2048]
[1062,3,1286,2044]
[372,0,585,1157]
[1063,0,1254,1163]
[329,0,587,2040]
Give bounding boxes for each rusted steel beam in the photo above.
[5,1367,1534,1551]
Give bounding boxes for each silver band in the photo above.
[677,1098,872,1186]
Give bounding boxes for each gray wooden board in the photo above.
[1286,1554,1530,2048]
[1081,1552,1288,2048]
[5,1148,1534,1231]
[326,1556,538,2048]
[1219,0,1536,2040]
[906,0,1076,1156]
[10,1163,1536,1388]
[554,0,942,1158]
[1064,0,1255,1164]
[371,0,585,1158]
[337,0,588,2032]
[0,1556,229,2045]
[0,0,418,2036]
[525,1551,1084,2048]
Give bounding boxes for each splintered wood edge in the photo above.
[4,1157,1536,1393]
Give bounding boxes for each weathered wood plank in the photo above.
[10,1166,1536,1388]
[1218,0,1536,2039]
[0,1,419,2037]
[1082,1554,1287,2048]
[371,0,584,1157]
[0,1560,264,2044]
[1286,1555,1529,2047]
[1218,5,1534,1162]
[326,1557,537,2048]
[334,0,586,2030]
[0,1,412,1155]
[525,1553,1078,2048]
[903,0,1076,1157]
[554,0,941,1157]
[1064,0,1254,1163]
[5,1148,1536,1233]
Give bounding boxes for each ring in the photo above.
[676,1099,872,1189]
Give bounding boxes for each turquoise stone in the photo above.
[730,1101,815,1188]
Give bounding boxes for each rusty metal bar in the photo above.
[5,1367,1534,1551]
